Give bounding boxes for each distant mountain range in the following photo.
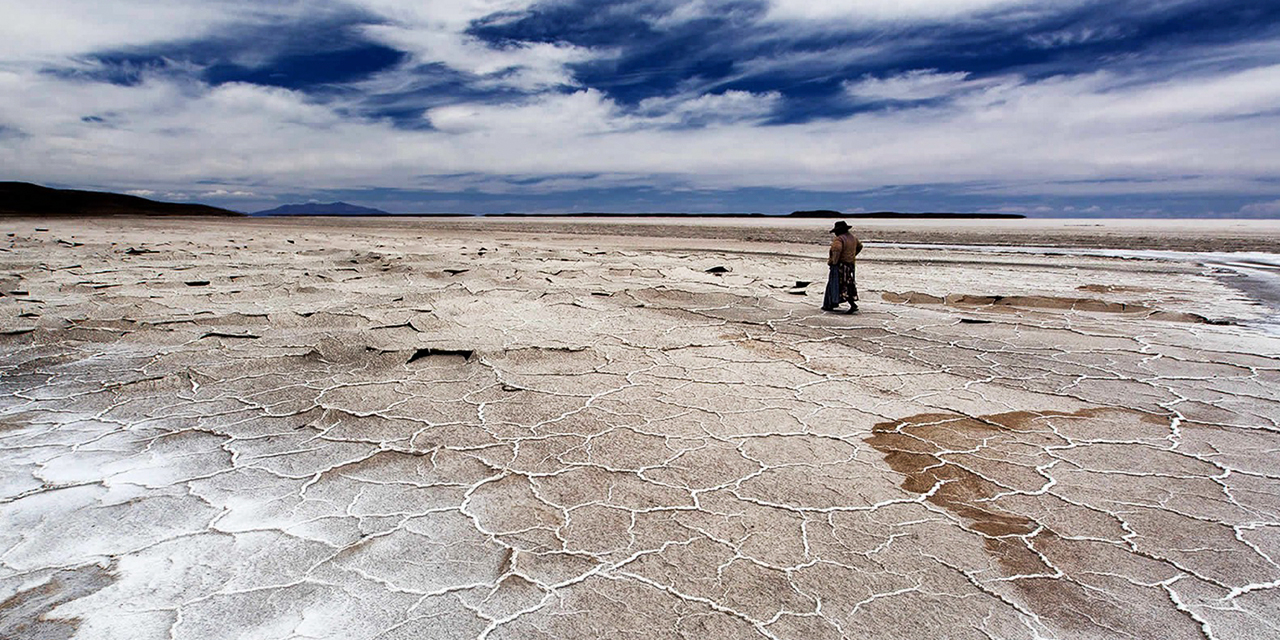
[0,182,240,216]
[253,202,389,216]
[0,182,1025,220]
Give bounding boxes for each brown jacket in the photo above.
[828,233,863,265]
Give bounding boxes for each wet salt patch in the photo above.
[877,243,1280,335]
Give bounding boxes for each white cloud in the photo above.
[761,0,1082,23]
[0,0,223,61]
[354,0,534,28]
[427,89,625,134]
[645,0,1071,27]
[200,189,257,198]
[1038,64,1280,125]
[360,24,597,91]
[844,69,985,102]
[0,1,351,62]
[637,90,783,125]
[988,204,1056,214]
[0,0,592,95]
[127,188,196,200]
[354,0,604,91]
[1026,24,1128,49]
[5,58,1280,200]
[2,4,1279,207]
[1239,199,1280,217]
[428,89,778,136]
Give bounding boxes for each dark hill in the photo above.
[254,202,389,216]
[0,182,241,216]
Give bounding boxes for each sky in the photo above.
[2,0,1280,216]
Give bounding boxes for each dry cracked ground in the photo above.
[2,217,1279,640]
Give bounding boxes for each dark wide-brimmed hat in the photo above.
[830,221,851,234]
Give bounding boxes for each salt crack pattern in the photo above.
[2,219,1279,640]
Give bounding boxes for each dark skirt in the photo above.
[823,263,858,308]
[838,262,857,303]
[823,265,841,309]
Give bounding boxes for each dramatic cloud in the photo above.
[357,0,599,91]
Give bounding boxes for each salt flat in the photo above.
[2,216,1279,639]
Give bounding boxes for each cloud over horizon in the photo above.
[2,0,1279,215]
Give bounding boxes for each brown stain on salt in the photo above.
[867,410,1052,544]
[0,563,115,639]
[867,407,1199,637]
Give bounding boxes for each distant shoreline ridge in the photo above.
[2,182,1031,219]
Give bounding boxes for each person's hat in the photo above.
[830,221,851,234]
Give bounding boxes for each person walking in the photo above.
[822,221,863,313]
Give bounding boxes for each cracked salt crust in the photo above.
[2,217,1279,640]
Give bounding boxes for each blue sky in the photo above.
[3,0,1280,216]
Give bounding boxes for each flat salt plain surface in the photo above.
[2,216,1279,640]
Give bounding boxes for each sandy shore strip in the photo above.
[3,216,1279,640]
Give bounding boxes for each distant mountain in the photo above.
[0,182,241,216]
[254,202,389,216]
